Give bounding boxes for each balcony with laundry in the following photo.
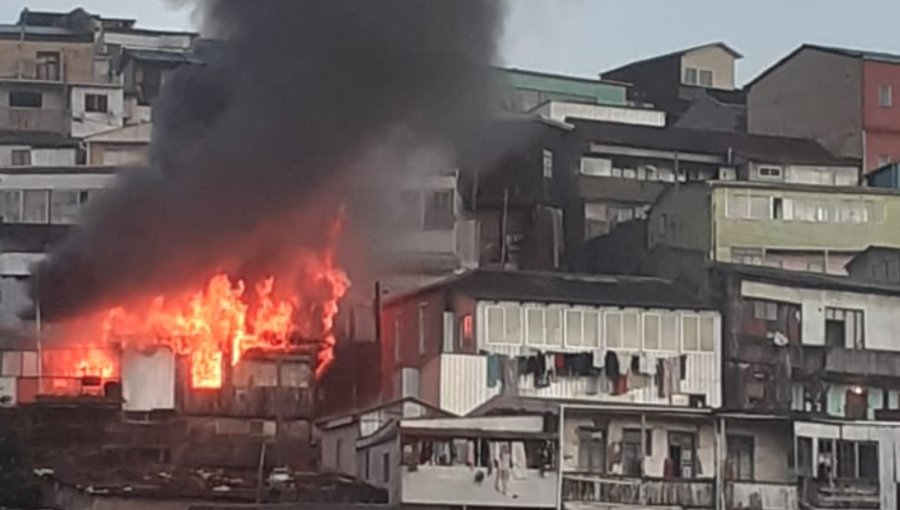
[560,406,716,509]
[479,301,722,408]
[390,415,559,508]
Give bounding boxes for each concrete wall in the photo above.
[402,465,557,508]
[746,162,859,187]
[681,46,737,90]
[863,61,900,171]
[359,438,400,503]
[648,184,713,255]
[748,49,863,160]
[88,143,148,166]
[534,101,666,126]
[741,280,900,350]
[562,414,717,479]
[724,421,792,483]
[320,423,360,478]
[0,39,96,83]
[0,146,77,167]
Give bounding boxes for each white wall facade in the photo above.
[741,280,900,350]
[70,86,125,138]
[0,146,77,168]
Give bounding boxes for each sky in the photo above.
[1,0,900,85]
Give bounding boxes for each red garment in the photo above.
[554,354,565,370]
[663,458,674,479]
[614,375,628,395]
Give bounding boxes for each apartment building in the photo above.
[647,181,900,275]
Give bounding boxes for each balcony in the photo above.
[0,107,68,133]
[563,474,714,508]
[799,478,879,509]
[822,347,900,380]
[402,465,557,508]
[726,481,797,510]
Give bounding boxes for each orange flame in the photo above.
[48,246,349,392]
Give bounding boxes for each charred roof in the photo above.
[386,269,712,310]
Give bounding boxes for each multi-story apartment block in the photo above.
[748,45,900,173]
[647,181,900,275]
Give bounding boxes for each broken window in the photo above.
[423,190,454,230]
[577,428,605,473]
[825,308,864,349]
[742,299,801,344]
[727,435,755,481]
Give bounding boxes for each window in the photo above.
[382,452,390,483]
[726,190,772,220]
[772,197,784,219]
[699,69,713,87]
[661,314,678,351]
[605,311,622,348]
[486,304,523,345]
[417,303,427,355]
[732,247,764,266]
[644,314,661,350]
[22,190,48,224]
[542,149,554,179]
[423,190,454,230]
[10,149,30,167]
[879,85,893,108]
[668,431,697,478]
[622,311,640,349]
[458,314,473,350]
[581,157,611,177]
[727,435,755,481]
[682,314,715,353]
[683,67,699,85]
[565,309,600,348]
[35,51,60,81]
[622,429,650,476]
[577,428,605,473]
[0,191,21,223]
[837,440,878,480]
[9,91,42,108]
[365,451,371,480]
[754,301,778,321]
[393,316,401,362]
[85,93,109,113]
[758,166,783,179]
[50,190,81,224]
[825,308,864,349]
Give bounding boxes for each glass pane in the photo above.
[623,312,640,349]
[683,315,699,351]
[0,191,21,223]
[584,311,599,348]
[526,308,544,346]
[605,312,622,348]
[487,307,504,344]
[505,305,521,344]
[50,190,80,224]
[700,317,715,352]
[22,190,48,223]
[661,314,678,351]
[546,308,562,346]
[644,314,660,350]
[566,310,583,347]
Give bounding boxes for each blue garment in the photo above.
[487,354,502,388]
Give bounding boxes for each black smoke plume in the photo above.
[30,0,506,319]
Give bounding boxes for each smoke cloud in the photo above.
[31,0,506,319]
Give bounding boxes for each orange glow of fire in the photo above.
[96,248,349,389]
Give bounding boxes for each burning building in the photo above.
[5,0,506,498]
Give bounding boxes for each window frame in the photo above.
[542,149,554,179]
[85,93,110,114]
[10,149,31,167]
[879,84,893,108]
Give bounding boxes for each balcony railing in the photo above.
[563,474,715,508]
[725,481,797,510]
[800,478,879,509]
[0,107,68,133]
